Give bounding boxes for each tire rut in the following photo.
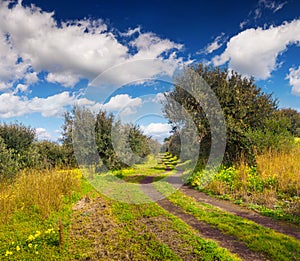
[180,185,300,240]
[140,176,266,261]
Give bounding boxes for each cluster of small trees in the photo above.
[163,64,300,166]
[0,106,154,178]
[61,106,152,170]
[0,122,68,179]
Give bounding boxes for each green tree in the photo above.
[34,141,65,169]
[164,65,278,165]
[0,122,36,168]
[61,110,78,167]
[128,124,151,158]
[62,106,154,170]
[276,108,300,137]
[0,136,18,179]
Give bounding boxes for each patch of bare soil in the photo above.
[180,185,300,240]
[69,196,133,260]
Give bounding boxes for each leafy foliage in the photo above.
[275,108,300,137]
[164,65,280,165]
[63,106,152,170]
[0,136,18,179]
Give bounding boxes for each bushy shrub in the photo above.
[0,136,18,179]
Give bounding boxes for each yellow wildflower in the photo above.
[5,250,13,256]
[27,235,35,241]
[35,251,39,255]
[16,245,20,251]
[34,231,41,237]
[28,243,33,248]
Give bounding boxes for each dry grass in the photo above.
[256,147,300,196]
[203,145,300,216]
[0,169,80,224]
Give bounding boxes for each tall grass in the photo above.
[256,147,300,196]
[193,144,300,219]
[0,169,80,224]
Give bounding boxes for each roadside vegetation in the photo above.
[164,65,300,223]
[155,181,300,260]
[0,169,82,259]
[0,64,300,259]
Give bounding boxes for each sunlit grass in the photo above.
[256,147,300,197]
[188,144,300,220]
[155,181,300,261]
[0,169,80,223]
[0,169,82,259]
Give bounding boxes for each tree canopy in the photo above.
[163,64,291,166]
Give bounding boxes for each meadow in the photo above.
[0,153,299,260]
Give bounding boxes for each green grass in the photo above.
[111,200,240,260]
[0,170,86,260]
[155,181,300,261]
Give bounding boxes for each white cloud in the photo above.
[36,127,52,140]
[140,123,171,142]
[213,19,300,79]
[119,107,137,116]
[24,71,39,85]
[204,33,226,54]
[0,92,28,118]
[286,66,300,95]
[103,94,142,111]
[239,20,249,29]
[15,83,28,93]
[253,0,287,20]
[258,0,287,13]
[0,91,93,118]
[0,1,185,89]
[46,72,80,87]
[98,94,143,116]
[152,92,166,103]
[121,26,141,37]
[0,30,28,90]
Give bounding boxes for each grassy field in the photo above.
[0,161,238,260]
[0,153,299,260]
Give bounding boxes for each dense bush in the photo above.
[0,122,74,179]
[62,106,152,170]
[0,136,18,179]
[164,65,289,165]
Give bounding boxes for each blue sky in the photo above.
[0,0,299,142]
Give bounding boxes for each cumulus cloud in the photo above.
[140,123,171,142]
[0,91,144,119]
[15,83,28,93]
[0,1,185,90]
[0,91,92,118]
[286,66,300,95]
[212,19,300,79]
[36,127,52,140]
[151,92,166,103]
[46,72,80,87]
[24,71,39,85]
[103,94,142,111]
[100,94,143,116]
